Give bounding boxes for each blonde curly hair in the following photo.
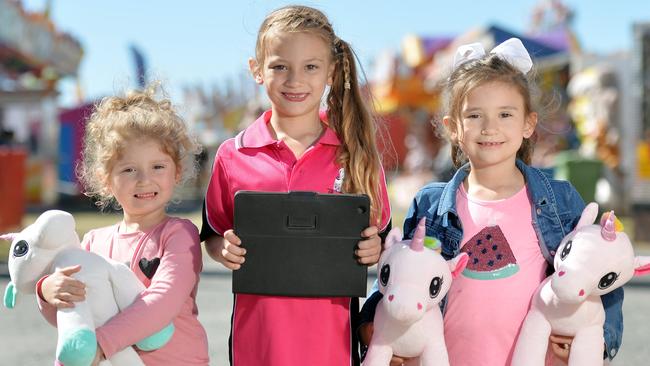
[78,83,201,209]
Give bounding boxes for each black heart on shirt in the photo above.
[139,257,160,279]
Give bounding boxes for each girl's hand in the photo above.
[41,265,86,308]
[91,343,105,366]
[205,230,246,270]
[389,355,414,366]
[359,322,374,346]
[549,334,573,364]
[357,226,381,265]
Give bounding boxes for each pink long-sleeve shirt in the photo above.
[38,217,209,365]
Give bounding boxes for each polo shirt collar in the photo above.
[238,109,341,149]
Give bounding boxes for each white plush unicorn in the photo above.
[512,202,650,366]
[2,210,174,366]
[364,218,468,366]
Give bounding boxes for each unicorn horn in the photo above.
[411,217,426,252]
[0,233,17,242]
[601,211,616,241]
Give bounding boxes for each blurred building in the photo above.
[0,0,82,226]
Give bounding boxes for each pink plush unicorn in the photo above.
[512,202,650,366]
[364,218,468,366]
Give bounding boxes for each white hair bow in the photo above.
[452,38,533,74]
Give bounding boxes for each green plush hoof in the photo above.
[136,323,175,351]
[57,328,97,366]
[4,282,16,309]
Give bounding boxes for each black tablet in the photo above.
[232,191,370,297]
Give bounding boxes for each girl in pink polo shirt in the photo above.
[38,85,209,365]
[201,5,392,366]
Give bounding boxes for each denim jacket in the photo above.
[360,160,623,360]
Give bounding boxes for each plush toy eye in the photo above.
[598,272,618,290]
[560,240,572,260]
[379,264,390,286]
[429,276,443,298]
[13,240,29,257]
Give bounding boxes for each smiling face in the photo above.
[107,138,178,223]
[252,31,335,121]
[450,80,536,170]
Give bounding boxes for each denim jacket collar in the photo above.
[435,159,555,228]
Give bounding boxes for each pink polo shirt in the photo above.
[205,110,391,366]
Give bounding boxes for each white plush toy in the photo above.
[512,202,650,366]
[2,210,174,366]
[364,218,468,366]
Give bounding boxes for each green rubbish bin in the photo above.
[554,150,603,203]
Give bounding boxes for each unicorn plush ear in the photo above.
[633,256,650,277]
[575,202,599,229]
[36,211,78,248]
[383,227,403,251]
[0,233,17,242]
[448,253,469,279]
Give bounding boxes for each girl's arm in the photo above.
[356,164,394,265]
[201,145,234,243]
[94,221,202,359]
[35,275,58,326]
[358,291,383,336]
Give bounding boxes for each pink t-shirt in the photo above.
[205,110,391,366]
[38,217,209,365]
[443,185,547,366]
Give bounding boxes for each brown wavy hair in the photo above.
[78,83,201,209]
[252,5,384,225]
[441,53,539,168]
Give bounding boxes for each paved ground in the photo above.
[1,258,649,365]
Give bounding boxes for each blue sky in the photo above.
[21,0,650,106]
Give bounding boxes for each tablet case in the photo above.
[232,191,370,297]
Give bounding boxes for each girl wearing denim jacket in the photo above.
[359,38,623,365]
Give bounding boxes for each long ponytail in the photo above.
[327,40,383,225]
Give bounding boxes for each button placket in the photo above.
[275,141,296,189]
[289,145,318,187]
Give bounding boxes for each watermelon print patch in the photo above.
[460,225,519,280]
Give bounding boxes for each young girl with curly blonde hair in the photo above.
[38,85,210,365]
